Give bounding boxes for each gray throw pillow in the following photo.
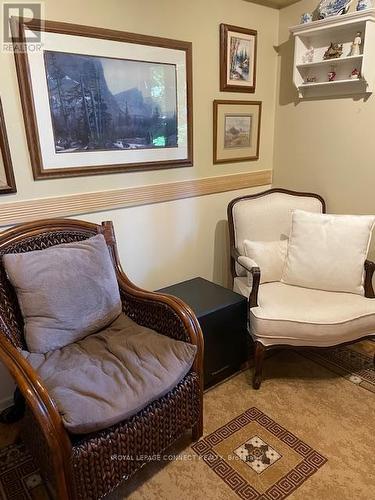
[3,234,122,353]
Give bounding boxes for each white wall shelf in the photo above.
[289,9,375,98]
[296,54,363,69]
[301,78,365,87]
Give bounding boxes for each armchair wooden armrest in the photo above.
[100,220,204,438]
[364,260,375,298]
[0,335,72,498]
[116,273,204,440]
[117,273,203,347]
[101,221,203,352]
[231,248,260,308]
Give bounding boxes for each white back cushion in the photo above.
[282,210,375,295]
[244,239,288,284]
[232,192,323,276]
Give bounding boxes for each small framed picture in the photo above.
[213,100,261,164]
[0,98,17,194]
[220,24,257,93]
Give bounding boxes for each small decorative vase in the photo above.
[300,13,312,23]
[356,0,373,10]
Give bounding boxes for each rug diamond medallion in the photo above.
[234,435,282,474]
[192,407,327,500]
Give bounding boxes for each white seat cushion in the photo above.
[234,279,375,347]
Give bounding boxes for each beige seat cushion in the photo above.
[234,279,375,347]
[23,313,197,434]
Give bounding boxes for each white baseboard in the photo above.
[0,396,13,412]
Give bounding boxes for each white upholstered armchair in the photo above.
[228,188,375,389]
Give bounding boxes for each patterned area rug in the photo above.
[301,344,375,394]
[192,407,326,500]
[0,442,48,499]
[0,343,374,499]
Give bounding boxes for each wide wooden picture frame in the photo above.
[220,24,257,93]
[213,100,261,164]
[0,99,17,194]
[11,17,193,179]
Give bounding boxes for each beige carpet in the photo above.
[1,343,374,499]
[114,346,375,500]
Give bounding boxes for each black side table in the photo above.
[157,277,249,388]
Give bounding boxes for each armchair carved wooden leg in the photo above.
[253,342,266,390]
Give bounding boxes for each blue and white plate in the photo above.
[318,0,352,17]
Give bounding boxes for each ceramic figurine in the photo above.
[301,13,313,23]
[356,0,373,10]
[328,67,336,81]
[305,76,317,83]
[323,42,343,60]
[349,32,362,56]
[302,47,314,63]
[350,68,360,79]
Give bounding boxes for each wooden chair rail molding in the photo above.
[0,170,271,226]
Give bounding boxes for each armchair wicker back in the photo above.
[0,218,204,499]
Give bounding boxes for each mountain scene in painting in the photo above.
[44,51,178,153]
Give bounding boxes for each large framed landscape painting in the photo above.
[220,24,257,93]
[213,100,261,164]
[0,99,17,194]
[11,18,192,179]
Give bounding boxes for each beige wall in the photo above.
[1,0,279,201]
[0,185,268,408]
[0,0,279,406]
[274,1,375,258]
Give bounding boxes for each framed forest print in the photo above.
[0,99,17,194]
[213,100,261,164]
[220,24,257,93]
[11,17,193,179]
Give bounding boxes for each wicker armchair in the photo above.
[0,219,204,499]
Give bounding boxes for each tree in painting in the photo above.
[229,36,251,82]
[44,51,178,153]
